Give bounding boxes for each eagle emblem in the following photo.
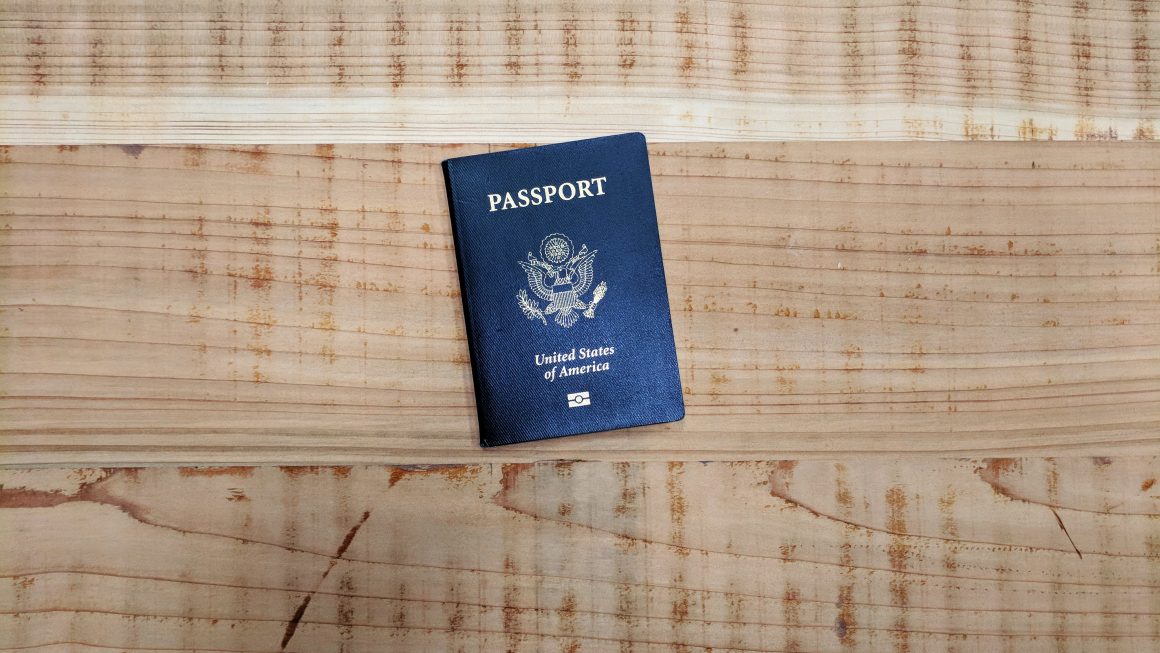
[517,233,607,328]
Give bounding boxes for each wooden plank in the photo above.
[2,458,1159,651]
[1,142,1158,464]
[1,0,1157,143]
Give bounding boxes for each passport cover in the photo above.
[442,133,684,447]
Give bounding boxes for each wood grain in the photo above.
[3,458,1159,651]
[1,142,1157,464]
[1,0,1157,143]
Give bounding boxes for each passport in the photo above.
[442,133,684,447]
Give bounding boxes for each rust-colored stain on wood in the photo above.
[2,142,1157,463]
[6,1,1153,142]
[9,461,1149,650]
[1,4,1158,649]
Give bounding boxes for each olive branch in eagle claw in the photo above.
[517,289,547,325]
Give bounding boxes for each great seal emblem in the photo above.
[516,233,607,328]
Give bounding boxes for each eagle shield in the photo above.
[517,233,607,328]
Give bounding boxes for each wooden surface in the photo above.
[1,142,1158,464]
[3,2,1159,649]
[4,458,1160,651]
[2,0,1159,143]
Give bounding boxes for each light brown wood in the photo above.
[1,143,1157,464]
[4,4,1157,651]
[3,458,1159,651]
[1,0,1157,143]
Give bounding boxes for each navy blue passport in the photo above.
[442,133,684,447]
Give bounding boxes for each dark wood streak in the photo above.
[279,509,371,649]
